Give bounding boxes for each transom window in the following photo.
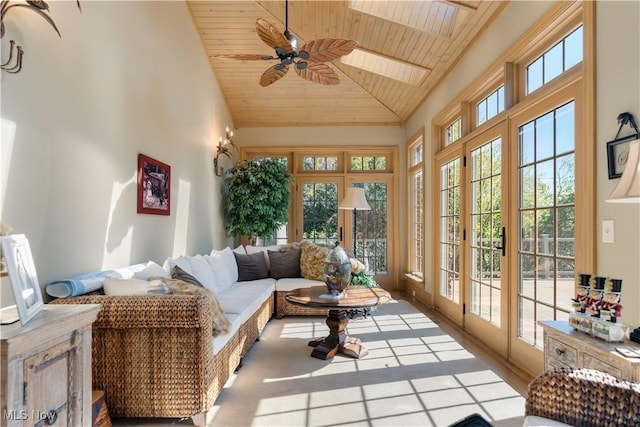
[350,155,387,171]
[526,25,583,94]
[477,86,505,125]
[302,156,339,171]
[445,117,462,146]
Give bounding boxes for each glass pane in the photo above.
[556,154,575,205]
[557,207,575,257]
[519,297,535,345]
[544,42,563,83]
[536,112,555,161]
[487,91,498,119]
[412,143,423,166]
[477,99,487,125]
[564,26,583,69]
[302,182,338,243]
[521,260,535,299]
[527,57,543,94]
[555,102,575,155]
[536,159,555,207]
[537,262,554,305]
[521,166,535,209]
[356,182,388,275]
[470,280,480,314]
[491,288,501,326]
[537,208,555,255]
[521,211,535,252]
[520,122,535,165]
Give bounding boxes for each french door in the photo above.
[436,122,509,355]
[295,176,394,288]
[464,123,509,357]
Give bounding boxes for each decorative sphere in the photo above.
[323,242,351,295]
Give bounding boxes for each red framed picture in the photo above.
[137,153,171,215]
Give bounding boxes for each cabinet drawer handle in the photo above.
[555,348,565,356]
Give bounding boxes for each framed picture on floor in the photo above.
[1,234,43,325]
[137,153,171,215]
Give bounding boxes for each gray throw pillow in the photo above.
[268,248,301,279]
[234,252,270,282]
[171,265,204,287]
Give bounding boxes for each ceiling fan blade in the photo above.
[211,54,276,61]
[260,64,289,87]
[256,18,293,53]
[299,39,358,63]
[295,62,340,85]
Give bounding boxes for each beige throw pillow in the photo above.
[299,241,332,281]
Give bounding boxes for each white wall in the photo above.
[595,1,640,327]
[1,1,232,305]
[404,1,640,326]
[236,126,404,147]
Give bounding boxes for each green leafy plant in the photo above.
[224,159,292,244]
[350,271,377,288]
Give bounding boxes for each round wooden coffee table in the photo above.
[285,286,391,360]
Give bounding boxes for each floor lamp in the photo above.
[338,187,371,257]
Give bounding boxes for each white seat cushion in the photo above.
[217,279,274,323]
[275,277,325,292]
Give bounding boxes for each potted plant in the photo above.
[223,159,292,245]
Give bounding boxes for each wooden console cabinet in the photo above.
[1,304,100,427]
[540,320,640,382]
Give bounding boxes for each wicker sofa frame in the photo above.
[275,290,326,319]
[526,367,640,426]
[52,292,273,426]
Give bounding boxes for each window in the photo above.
[408,135,424,278]
[526,26,583,94]
[517,101,576,348]
[350,155,388,171]
[445,118,462,146]
[302,155,339,171]
[439,157,461,302]
[476,86,505,125]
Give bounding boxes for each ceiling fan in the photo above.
[211,0,357,87]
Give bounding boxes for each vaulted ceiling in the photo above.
[186,1,508,128]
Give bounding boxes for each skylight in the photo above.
[347,0,475,38]
[341,49,430,86]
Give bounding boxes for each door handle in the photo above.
[339,227,343,242]
[494,226,506,256]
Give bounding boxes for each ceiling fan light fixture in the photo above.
[284,30,298,52]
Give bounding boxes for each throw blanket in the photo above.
[153,278,232,337]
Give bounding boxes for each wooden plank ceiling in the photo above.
[186,0,508,128]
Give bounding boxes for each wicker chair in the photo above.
[525,368,640,426]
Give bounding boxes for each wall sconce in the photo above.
[214,127,236,176]
[1,1,82,74]
[606,112,640,203]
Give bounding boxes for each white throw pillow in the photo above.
[205,247,238,292]
[133,261,168,280]
[188,254,218,291]
[103,277,169,296]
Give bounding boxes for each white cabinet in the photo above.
[1,304,100,427]
[540,320,640,382]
